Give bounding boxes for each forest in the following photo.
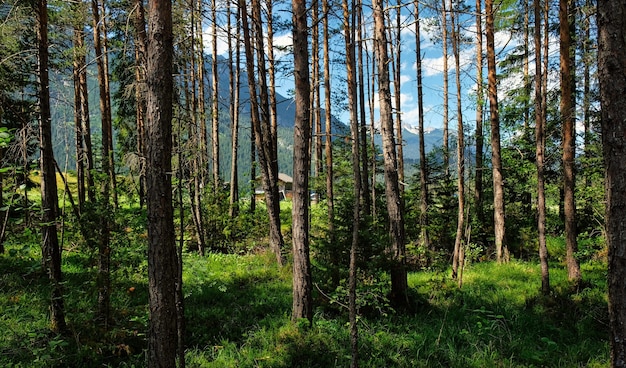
[1,0,626,366]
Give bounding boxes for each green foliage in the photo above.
[0,223,611,368]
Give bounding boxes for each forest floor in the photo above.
[0,206,610,367]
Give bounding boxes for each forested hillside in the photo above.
[1,0,625,366]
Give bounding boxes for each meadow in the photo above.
[0,204,610,367]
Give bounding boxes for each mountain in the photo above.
[50,54,445,187]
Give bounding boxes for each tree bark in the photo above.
[291,0,312,323]
[240,0,284,265]
[91,0,112,324]
[146,0,179,365]
[559,0,581,284]
[228,0,240,218]
[486,0,508,263]
[451,6,465,282]
[393,0,404,189]
[36,0,67,334]
[134,0,147,209]
[323,0,335,260]
[441,0,450,175]
[414,0,430,255]
[474,0,485,228]
[535,0,550,295]
[356,0,371,215]
[597,1,626,365]
[372,0,408,308]
[72,7,86,211]
[211,0,220,186]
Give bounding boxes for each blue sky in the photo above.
[204,2,533,136]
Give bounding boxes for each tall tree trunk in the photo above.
[393,0,404,188]
[368,46,377,220]
[523,0,530,131]
[211,0,220,186]
[372,0,408,308]
[146,0,179,365]
[349,5,361,366]
[356,0,371,215]
[560,0,581,284]
[474,0,484,227]
[441,0,450,175]
[414,0,430,255]
[134,0,147,209]
[534,0,550,295]
[190,0,206,256]
[36,0,67,334]
[91,0,112,326]
[101,1,117,209]
[240,0,284,265]
[486,0,508,263]
[343,0,361,362]
[582,0,592,190]
[266,2,278,170]
[451,6,465,282]
[228,0,240,218]
[291,0,312,323]
[72,4,86,211]
[323,0,335,274]
[196,0,208,190]
[311,0,323,192]
[597,1,626,365]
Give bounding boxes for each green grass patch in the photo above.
[0,225,610,367]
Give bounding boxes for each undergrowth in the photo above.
[0,224,610,367]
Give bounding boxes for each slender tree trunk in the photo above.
[560,0,581,284]
[146,0,178,365]
[323,0,335,276]
[393,0,404,188]
[486,0,508,263]
[582,0,592,191]
[598,1,626,365]
[241,0,284,265]
[211,0,220,186]
[343,0,360,362]
[176,124,186,368]
[474,0,484,227]
[535,0,550,295]
[196,0,208,189]
[134,0,147,209]
[36,0,67,334]
[228,0,241,218]
[291,0,312,323]
[441,0,450,175]
[72,6,86,211]
[91,0,112,326]
[372,0,408,308]
[523,0,530,131]
[451,7,465,281]
[342,0,361,362]
[266,2,278,169]
[190,1,206,255]
[100,1,117,209]
[368,46,377,220]
[311,0,323,191]
[414,0,430,254]
[356,0,371,215]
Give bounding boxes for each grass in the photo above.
[0,226,609,367]
[0,180,610,367]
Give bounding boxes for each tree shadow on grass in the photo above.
[184,269,292,348]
